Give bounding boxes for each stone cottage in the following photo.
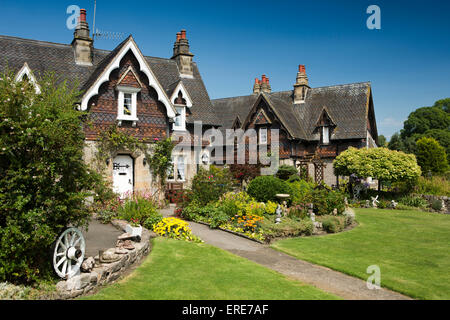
[0,9,378,195]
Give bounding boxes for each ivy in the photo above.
[148,138,175,198]
[94,125,148,172]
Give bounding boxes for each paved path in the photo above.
[162,206,411,299]
[82,219,123,257]
[188,222,411,300]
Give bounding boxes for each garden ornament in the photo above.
[371,195,379,208]
[333,208,338,215]
[390,200,398,209]
[275,205,282,224]
[53,227,86,279]
[365,200,371,208]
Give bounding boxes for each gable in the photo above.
[80,37,176,118]
[117,66,143,88]
[253,108,271,125]
[170,81,193,108]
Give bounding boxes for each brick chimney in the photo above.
[293,64,309,104]
[171,29,194,77]
[72,9,93,66]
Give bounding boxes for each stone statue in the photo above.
[390,200,398,209]
[371,195,379,208]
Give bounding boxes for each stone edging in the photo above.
[54,220,156,300]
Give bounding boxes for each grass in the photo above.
[272,208,450,300]
[82,237,339,300]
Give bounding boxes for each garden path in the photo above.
[161,206,411,300]
[82,219,123,257]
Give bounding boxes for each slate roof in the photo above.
[0,34,220,126]
[211,82,372,141]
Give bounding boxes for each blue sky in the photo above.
[1,0,449,139]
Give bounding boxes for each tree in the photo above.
[333,147,421,184]
[433,98,450,113]
[388,132,405,151]
[377,135,387,147]
[0,72,101,283]
[388,99,450,163]
[401,106,450,139]
[415,137,448,175]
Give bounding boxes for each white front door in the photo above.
[112,155,134,198]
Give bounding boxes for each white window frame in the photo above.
[322,126,330,145]
[173,105,186,131]
[116,86,140,125]
[259,128,268,144]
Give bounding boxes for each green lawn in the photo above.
[272,208,450,300]
[82,237,338,300]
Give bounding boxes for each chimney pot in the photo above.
[80,9,87,22]
[299,65,306,73]
[181,29,186,39]
[176,32,181,42]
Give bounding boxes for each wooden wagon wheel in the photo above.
[53,227,85,279]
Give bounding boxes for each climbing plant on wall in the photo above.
[147,137,175,201]
[94,125,148,172]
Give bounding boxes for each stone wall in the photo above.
[417,194,449,214]
[54,220,156,299]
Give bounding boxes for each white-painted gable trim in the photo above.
[15,62,41,94]
[170,81,193,108]
[80,37,176,118]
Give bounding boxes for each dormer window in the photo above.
[170,83,193,132]
[116,86,140,126]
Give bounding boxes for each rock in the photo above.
[115,248,128,254]
[118,233,134,241]
[81,257,95,272]
[100,248,121,263]
[117,239,135,250]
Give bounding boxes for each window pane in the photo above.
[323,127,329,144]
[124,93,132,115]
[177,156,185,181]
[260,128,267,144]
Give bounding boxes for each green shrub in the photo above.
[0,72,100,283]
[321,216,346,233]
[305,187,346,216]
[398,196,428,209]
[117,194,160,225]
[286,204,308,220]
[247,176,292,203]
[261,217,314,238]
[431,199,443,211]
[415,137,449,175]
[208,208,230,229]
[191,166,234,205]
[414,176,450,196]
[276,165,298,180]
[287,174,301,183]
[289,179,316,204]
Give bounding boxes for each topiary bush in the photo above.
[275,165,298,180]
[247,176,292,203]
[0,72,101,283]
